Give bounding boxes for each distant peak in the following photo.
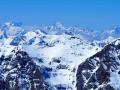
[4,22,22,27]
[4,22,12,26]
[55,22,64,28]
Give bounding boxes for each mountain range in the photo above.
[0,22,120,90]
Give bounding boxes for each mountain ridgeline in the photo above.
[77,39,120,90]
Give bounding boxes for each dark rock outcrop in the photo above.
[76,39,120,90]
[0,50,44,90]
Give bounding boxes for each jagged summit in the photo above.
[0,22,120,42]
[55,22,64,29]
[76,38,120,90]
[0,22,24,39]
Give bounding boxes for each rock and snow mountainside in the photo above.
[22,35,100,89]
[76,39,120,90]
[0,49,44,90]
[0,34,100,89]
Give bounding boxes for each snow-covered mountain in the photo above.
[1,22,120,42]
[76,39,120,90]
[22,35,101,89]
[0,49,44,90]
[0,34,100,89]
[0,22,120,90]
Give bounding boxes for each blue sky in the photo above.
[0,0,120,30]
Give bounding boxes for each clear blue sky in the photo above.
[0,0,120,30]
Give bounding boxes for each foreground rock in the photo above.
[77,39,120,90]
[0,50,44,90]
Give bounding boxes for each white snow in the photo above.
[110,71,120,89]
[22,35,101,89]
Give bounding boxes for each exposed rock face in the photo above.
[76,39,120,90]
[0,50,44,90]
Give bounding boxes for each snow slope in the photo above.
[22,35,101,89]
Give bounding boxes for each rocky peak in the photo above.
[76,39,120,90]
[0,50,44,90]
[0,22,24,39]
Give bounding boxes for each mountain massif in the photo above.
[0,22,120,90]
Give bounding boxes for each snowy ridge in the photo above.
[22,35,100,89]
